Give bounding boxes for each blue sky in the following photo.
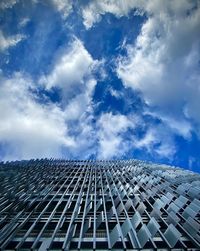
[0,0,200,173]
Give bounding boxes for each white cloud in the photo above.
[81,0,197,29]
[39,38,100,153]
[188,157,197,171]
[81,0,144,29]
[37,38,101,159]
[0,0,17,9]
[144,111,192,140]
[0,30,26,52]
[117,0,200,139]
[109,88,122,99]
[0,38,101,160]
[18,17,30,28]
[41,39,98,100]
[51,0,73,19]
[64,78,96,121]
[60,78,98,159]
[65,113,97,159]
[2,0,198,161]
[0,72,75,160]
[134,129,156,150]
[96,112,176,160]
[97,112,136,159]
[133,126,176,159]
[80,1,198,158]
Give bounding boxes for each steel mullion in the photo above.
[14,166,75,249]
[78,167,93,249]
[33,165,83,250]
[103,167,127,249]
[0,176,57,247]
[109,166,150,248]
[116,166,160,247]
[46,168,84,250]
[99,166,111,249]
[2,165,73,249]
[118,166,184,249]
[93,167,97,250]
[62,165,90,250]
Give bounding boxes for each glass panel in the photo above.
[167,211,180,226]
[82,219,90,236]
[147,217,160,237]
[125,199,132,211]
[166,192,174,201]
[174,195,188,208]
[160,195,169,206]
[188,187,200,198]
[137,202,146,214]
[150,207,161,219]
[96,211,103,229]
[183,216,200,236]
[188,199,200,213]
[107,206,115,221]
[183,207,197,219]
[116,202,124,215]
[167,202,179,213]
[96,198,102,211]
[164,224,181,248]
[110,224,120,248]
[38,239,51,251]
[131,212,142,229]
[121,218,131,238]
[137,225,151,248]
[114,197,120,207]
[154,199,164,209]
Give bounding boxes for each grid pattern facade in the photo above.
[0,159,200,250]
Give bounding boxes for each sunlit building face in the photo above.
[0,159,200,250]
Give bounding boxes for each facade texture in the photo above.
[0,159,200,250]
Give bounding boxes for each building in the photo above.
[0,159,200,250]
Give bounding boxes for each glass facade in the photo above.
[0,159,200,250]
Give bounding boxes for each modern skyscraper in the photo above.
[0,159,200,250]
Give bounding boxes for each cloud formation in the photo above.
[79,0,200,158]
[0,30,26,52]
[96,111,176,160]
[51,0,72,19]
[0,38,101,160]
[0,0,17,10]
[116,1,200,139]
[81,0,140,29]
[41,39,98,98]
[0,0,200,172]
[97,112,134,158]
[0,72,74,160]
